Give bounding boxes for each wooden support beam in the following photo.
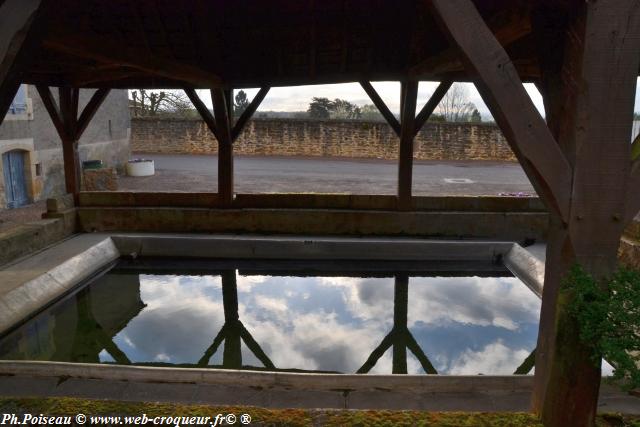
[397,80,417,209]
[414,80,452,136]
[429,0,573,224]
[36,85,68,140]
[359,80,401,137]
[76,88,110,138]
[212,88,234,205]
[184,88,218,140]
[232,87,270,142]
[36,86,110,200]
[224,88,233,124]
[0,0,41,125]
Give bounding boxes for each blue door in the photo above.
[2,150,29,208]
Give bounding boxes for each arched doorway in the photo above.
[2,150,30,208]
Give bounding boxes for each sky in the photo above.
[191,77,640,121]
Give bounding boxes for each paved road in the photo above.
[121,154,536,196]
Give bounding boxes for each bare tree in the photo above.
[436,83,477,122]
[130,89,194,117]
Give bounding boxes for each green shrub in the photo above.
[566,265,640,389]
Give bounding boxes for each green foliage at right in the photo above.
[565,265,640,389]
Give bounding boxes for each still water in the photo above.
[0,260,543,375]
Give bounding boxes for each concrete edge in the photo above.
[109,233,515,261]
[0,361,534,393]
[503,244,545,298]
[0,237,119,335]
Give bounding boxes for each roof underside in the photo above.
[22,0,558,89]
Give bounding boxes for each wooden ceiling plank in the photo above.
[414,80,451,136]
[359,80,401,137]
[429,0,572,223]
[44,35,222,88]
[232,87,270,142]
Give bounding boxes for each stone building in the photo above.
[0,86,130,208]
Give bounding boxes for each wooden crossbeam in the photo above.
[414,80,452,136]
[398,81,418,209]
[36,85,68,140]
[359,80,401,136]
[429,0,573,223]
[76,88,110,137]
[231,87,270,142]
[184,88,218,140]
[212,88,234,205]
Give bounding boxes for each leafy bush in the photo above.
[566,265,640,389]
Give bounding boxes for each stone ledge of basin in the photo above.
[503,244,544,298]
[0,361,534,393]
[108,234,514,261]
[0,237,119,335]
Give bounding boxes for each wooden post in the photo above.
[430,0,640,425]
[186,87,270,197]
[398,80,417,210]
[392,274,409,374]
[0,0,42,125]
[211,88,234,205]
[221,270,242,369]
[530,3,640,426]
[36,86,111,202]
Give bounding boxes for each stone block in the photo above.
[83,168,118,191]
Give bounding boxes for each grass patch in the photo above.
[0,397,638,426]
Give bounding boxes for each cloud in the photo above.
[448,340,531,375]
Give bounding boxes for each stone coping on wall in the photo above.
[79,192,547,212]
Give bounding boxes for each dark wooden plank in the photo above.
[44,35,223,88]
[392,274,409,374]
[212,88,234,205]
[414,80,452,136]
[231,87,270,142]
[35,85,68,140]
[359,80,401,137]
[184,87,218,140]
[397,81,417,209]
[430,0,573,223]
[76,88,110,138]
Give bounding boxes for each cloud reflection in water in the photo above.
[110,272,540,375]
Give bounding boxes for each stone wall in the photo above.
[131,118,516,161]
